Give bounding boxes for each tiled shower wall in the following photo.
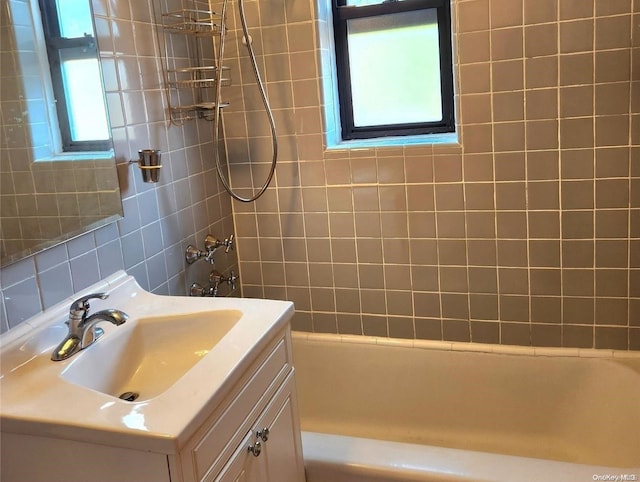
[226,0,640,349]
[0,0,238,332]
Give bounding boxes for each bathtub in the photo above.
[292,332,640,482]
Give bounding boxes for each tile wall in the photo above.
[0,0,238,332]
[0,0,122,265]
[225,0,640,349]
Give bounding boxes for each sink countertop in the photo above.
[0,271,294,454]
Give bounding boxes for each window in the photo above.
[38,0,110,152]
[332,0,455,141]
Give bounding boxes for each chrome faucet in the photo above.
[51,293,128,361]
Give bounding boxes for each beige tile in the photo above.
[595,82,631,115]
[436,239,467,265]
[527,151,559,180]
[492,60,524,92]
[561,149,595,179]
[560,0,594,20]
[595,49,631,83]
[595,15,632,50]
[595,301,629,330]
[526,56,559,89]
[526,88,558,120]
[460,94,493,124]
[496,211,528,238]
[527,211,564,239]
[562,269,595,296]
[491,27,523,61]
[530,269,562,295]
[441,293,470,319]
[525,23,558,57]
[493,91,524,122]
[490,0,523,27]
[560,85,594,118]
[495,182,526,210]
[560,53,594,86]
[596,240,629,268]
[560,118,594,149]
[457,0,490,33]
[499,296,528,322]
[596,178,630,208]
[459,63,492,94]
[497,239,528,266]
[524,0,558,24]
[435,184,464,211]
[529,181,560,210]
[495,152,525,180]
[562,210,594,239]
[462,123,493,153]
[466,211,496,238]
[498,268,529,294]
[493,122,525,152]
[531,297,562,323]
[595,115,630,147]
[596,269,629,297]
[438,266,469,293]
[457,31,491,64]
[563,296,595,324]
[436,212,466,238]
[526,120,559,151]
[501,322,530,345]
[467,239,497,266]
[529,240,561,267]
[463,153,494,181]
[560,19,594,53]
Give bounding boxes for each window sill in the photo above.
[35,149,115,163]
[326,132,459,150]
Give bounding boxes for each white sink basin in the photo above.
[61,310,242,401]
[0,271,294,453]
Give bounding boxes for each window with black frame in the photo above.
[38,0,110,152]
[332,0,455,141]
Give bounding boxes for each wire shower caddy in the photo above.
[155,2,230,124]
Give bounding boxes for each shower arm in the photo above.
[212,0,278,203]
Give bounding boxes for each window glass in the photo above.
[56,0,94,38]
[59,54,110,142]
[347,8,441,127]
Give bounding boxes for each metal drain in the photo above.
[118,391,139,402]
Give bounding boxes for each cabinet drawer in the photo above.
[182,332,292,482]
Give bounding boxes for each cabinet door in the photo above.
[259,394,304,482]
[215,375,305,482]
[215,431,264,482]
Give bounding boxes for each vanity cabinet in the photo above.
[173,328,306,482]
[1,327,305,482]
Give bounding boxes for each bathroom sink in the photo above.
[60,310,242,401]
[0,270,294,453]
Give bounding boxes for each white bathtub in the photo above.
[292,333,640,482]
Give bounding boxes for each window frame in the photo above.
[332,0,455,141]
[38,0,110,152]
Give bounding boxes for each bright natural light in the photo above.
[347,8,442,127]
[56,0,94,37]
[61,57,110,141]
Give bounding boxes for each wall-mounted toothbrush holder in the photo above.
[129,149,162,183]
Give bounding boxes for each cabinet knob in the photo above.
[256,427,269,442]
[248,440,262,457]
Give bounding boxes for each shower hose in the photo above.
[212,0,278,203]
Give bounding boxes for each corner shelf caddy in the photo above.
[156,5,230,124]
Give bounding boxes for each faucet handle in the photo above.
[224,234,234,254]
[70,293,108,315]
